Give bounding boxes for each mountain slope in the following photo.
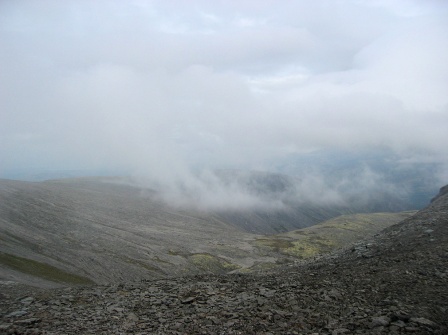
[0,178,259,285]
[253,211,416,260]
[0,176,414,286]
[1,186,446,334]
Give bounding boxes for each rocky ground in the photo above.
[1,186,447,334]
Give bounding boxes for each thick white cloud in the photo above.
[0,0,447,183]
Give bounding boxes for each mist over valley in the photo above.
[0,174,419,286]
[1,0,447,333]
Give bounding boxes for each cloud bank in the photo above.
[1,0,447,207]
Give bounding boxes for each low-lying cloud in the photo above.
[1,0,447,208]
[128,164,414,212]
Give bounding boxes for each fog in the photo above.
[1,0,447,209]
[129,165,408,212]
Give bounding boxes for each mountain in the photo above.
[0,174,414,286]
[0,177,257,285]
[1,185,446,334]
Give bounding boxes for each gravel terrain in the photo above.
[1,186,447,334]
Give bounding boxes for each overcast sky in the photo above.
[1,0,447,182]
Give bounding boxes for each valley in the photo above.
[0,175,415,286]
[0,181,446,334]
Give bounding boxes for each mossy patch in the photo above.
[254,211,416,259]
[189,253,240,273]
[254,238,294,252]
[283,237,336,258]
[0,252,94,285]
[254,236,335,259]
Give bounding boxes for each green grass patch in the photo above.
[254,211,416,259]
[0,252,94,285]
[189,253,240,273]
[255,236,335,259]
[283,237,335,258]
[254,238,294,252]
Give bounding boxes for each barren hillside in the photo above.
[0,176,414,286]
[0,186,446,334]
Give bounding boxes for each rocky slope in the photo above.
[0,185,446,334]
[0,177,413,286]
[0,177,259,285]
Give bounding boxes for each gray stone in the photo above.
[0,324,12,331]
[5,310,27,318]
[14,318,41,325]
[371,316,390,328]
[410,317,438,328]
[181,296,196,304]
[20,296,34,305]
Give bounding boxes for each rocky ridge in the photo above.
[1,186,447,334]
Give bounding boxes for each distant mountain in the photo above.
[272,149,443,209]
[0,169,124,182]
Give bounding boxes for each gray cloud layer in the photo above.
[1,0,447,201]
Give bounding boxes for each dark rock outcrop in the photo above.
[431,184,448,203]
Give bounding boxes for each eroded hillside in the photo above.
[0,176,414,286]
